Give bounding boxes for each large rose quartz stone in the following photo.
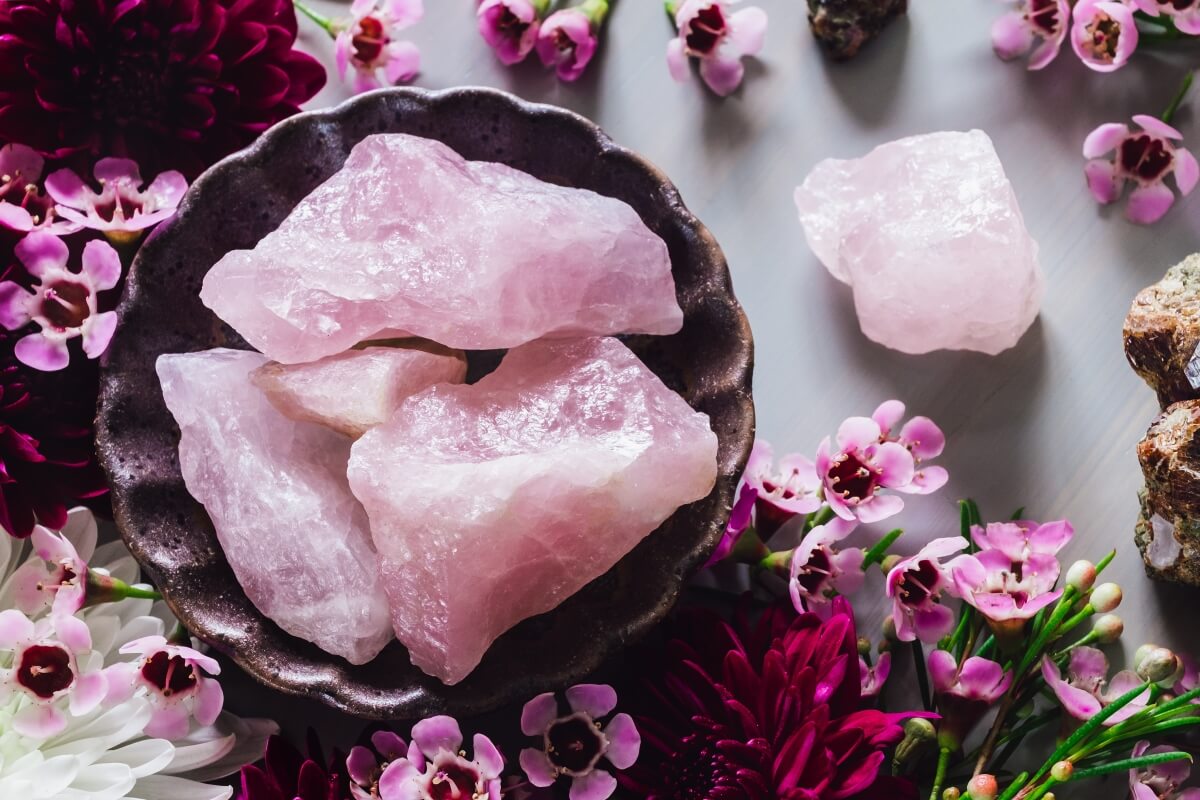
[794,130,1043,355]
[157,348,393,665]
[347,337,718,685]
[200,134,682,363]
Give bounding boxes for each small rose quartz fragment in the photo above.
[251,343,468,437]
[200,133,681,363]
[347,337,718,685]
[157,348,393,664]
[794,130,1044,355]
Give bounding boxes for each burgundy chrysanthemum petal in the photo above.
[238,733,351,800]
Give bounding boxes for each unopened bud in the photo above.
[967,774,998,800]
[892,717,937,774]
[1137,646,1181,684]
[1135,643,1161,670]
[881,554,902,573]
[1066,560,1096,592]
[882,615,900,644]
[1050,761,1074,782]
[1092,614,1124,644]
[943,789,962,800]
[1090,582,1122,612]
[857,637,872,657]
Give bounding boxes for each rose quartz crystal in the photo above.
[347,337,718,684]
[251,343,468,438]
[794,130,1043,355]
[200,133,681,363]
[157,348,393,665]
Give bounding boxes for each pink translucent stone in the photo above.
[200,134,681,363]
[794,130,1044,355]
[251,343,468,437]
[347,337,718,684]
[157,348,393,665]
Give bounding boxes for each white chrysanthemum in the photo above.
[0,508,276,799]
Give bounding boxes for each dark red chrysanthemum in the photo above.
[238,732,352,800]
[620,597,919,800]
[0,0,326,179]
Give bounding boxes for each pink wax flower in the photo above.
[478,0,545,65]
[871,400,949,495]
[816,416,915,524]
[0,232,121,372]
[1071,0,1138,73]
[103,634,224,739]
[0,143,78,234]
[1084,115,1199,225]
[0,608,105,738]
[929,649,1012,746]
[972,519,1073,564]
[44,158,187,243]
[952,550,1061,633]
[519,683,640,800]
[860,651,891,699]
[1132,0,1200,34]
[666,0,767,97]
[742,440,821,535]
[367,716,503,800]
[788,517,865,612]
[1042,647,1150,725]
[348,730,410,800]
[1130,741,1200,800]
[991,0,1071,70]
[10,520,90,616]
[536,0,609,82]
[705,483,760,566]
[885,537,967,644]
[335,0,423,93]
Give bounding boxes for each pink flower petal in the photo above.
[570,769,618,800]
[145,171,188,210]
[927,648,958,693]
[145,703,191,739]
[335,32,353,80]
[14,230,68,277]
[871,400,905,436]
[379,759,424,800]
[911,603,955,643]
[9,562,50,615]
[93,158,142,187]
[1175,9,1200,34]
[1083,123,1130,158]
[12,702,67,738]
[666,37,690,83]
[602,713,640,769]
[352,70,382,95]
[350,0,374,16]
[0,609,34,648]
[372,731,408,761]
[1029,520,1073,554]
[1174,148,1199,195]
[82,311,118,360]
[698,51,745,97]
[991,11,1034,60]
[903,465,949,495]
[898,416,945,460]
[727,6,767,56]
[82,239,122,290]
[0,281,32,330]
[412,715,463,755]
[1068,646,1109,685]
[347,746,378,786]
[958,656,1010,699]
[383,0,423,27]
[473,733,504,778]
[854,492,904,524]
[836,416,882,452]
[102,661,138,705]
[70,669,107,715]
[1126,182,1176,225]
[55,613,92,652]
[43,168,91,207]
[520,692,559,736]
[566,683,617,718]
[520,747,558,787]
[0,203,34,232]
[384,41,421,84]
[195,675,224,726]
[873,441,916,488]
[0,144,44,185]
[1043,656,1103,720]
[1084,159,1122,205]
[1133,114,1183,141]
[16,332,70,372]
[1027,35,1065,71]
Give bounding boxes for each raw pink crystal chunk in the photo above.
[157,348,393,664]
[794,130,1044,356]
[251,343,468,437]
[200,133,681,363]
[346,337,718,684]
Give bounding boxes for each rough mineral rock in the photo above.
[1124,253,1200,408]
[807,0,907,60]
[201,133,681,363]
[1138,400,1200,521]
[157,348,393,664]
[251,342,468,438]
[794,130,1043,356]
[347,337,718,684]
[1136,488,1200,587]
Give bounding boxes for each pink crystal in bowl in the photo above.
[95,87,755,719]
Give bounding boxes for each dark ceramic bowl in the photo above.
[96,86,755,720]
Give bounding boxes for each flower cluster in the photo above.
[476,0,612,83]
[295,0,423,93]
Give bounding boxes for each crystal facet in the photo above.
[346,337,718,684]
[251,343,468,437]
[200,133,682,363]
[157,348,393,664]
[794,130,1044,355]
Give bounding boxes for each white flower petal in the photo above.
[130,774,234,800]
[98,738,176,777]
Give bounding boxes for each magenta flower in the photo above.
[335,0,422,93]
[872,400,949,495]
[0,608,105,737]
[991,0,1071,70]
[885,537,967,643]
[103,634,224,739]
[369,716,503,800]
[536,2,604,82]
[666,0,767,97]
[8,511,93,616]
[1042,648,1149,725]
[1084,115,1199,225]
[952,550,1061,631]
[789,517,865,611]
[816,416,915,524]
[1071,0,1138,72]
[348,730,409,800]
[519,683,640,800]
[0,232,120,371]
[860,652,891,699]
[44,158,187,242]
[929,649,1012,746]
[0,144,77,234]
[478,0,544,65]
[741,440,821,535]
[1131,0,1200,34]
[705,483,759,567]
[1130,741,1200,800]
[971,519,1073,564]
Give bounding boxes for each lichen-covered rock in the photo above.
[1135,488,1200,587]
[1138,399,1200,521]
[807,0,907,60]
[1124,253,1200,408]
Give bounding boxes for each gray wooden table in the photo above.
[213,0,1200,786]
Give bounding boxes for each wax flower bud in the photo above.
[1066,560,1096,591]
[944,789,962,800]
[882,615,900,644]
[1090,582,1122,613]
[857,637,872,657]
[1050,760,1074,781]
[892,717,937,774]
[1136,646,1181,684]
[1134,643,1160,669]
[968,774,999,800]
[1092,613,1123,644]
[880,553,902,573]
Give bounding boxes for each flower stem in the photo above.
[974,689,1019,776]
[862,528,903,570]
[911,640,932,711]
[804,505,836,533]
[664,0,678,19]
[928,747,952,800]
[579,0,610,25]
[1072,751,1191,781]
[1163,70,1195,125]
[293,0,338,36]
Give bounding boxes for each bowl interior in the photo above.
[96,86,754,719]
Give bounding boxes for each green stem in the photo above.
[1072,751,1191,781]
[912,641,932,712]
[805,505,836,533]
[862,529,903,570]
[664,0,677,19]
[293,0,338,36]
[1164,70,1196,125]
[928,747,952,800]
[578,0,610,25]
[996,771,1029,800]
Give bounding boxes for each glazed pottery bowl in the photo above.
[95,86,755,719]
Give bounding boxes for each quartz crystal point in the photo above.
[794,130,1043,356]
[347,337,719,684]
[251,343,468,438]
[1124,253,1200,408]
[157,348,393,664]
[201,133,681,363]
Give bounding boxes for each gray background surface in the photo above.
[216,0,1200,781]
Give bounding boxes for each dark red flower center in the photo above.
[92,189,142,223]
[425,758,482,800]
[546,714,605,774]
[17,643,74,698]
[685,4,727,54]
[141,651,198,697]
[496,9,530,42]
[554,28,576,56]
[41,280,92,330]
[1120,134,1173,182]
[796,547,834,597]
[353,16,387,65]
[827,451,878,501]
[661,733,751,799]
[1086,13,1122,61]
[1027,0,1062,35]
[899,559,940,606]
